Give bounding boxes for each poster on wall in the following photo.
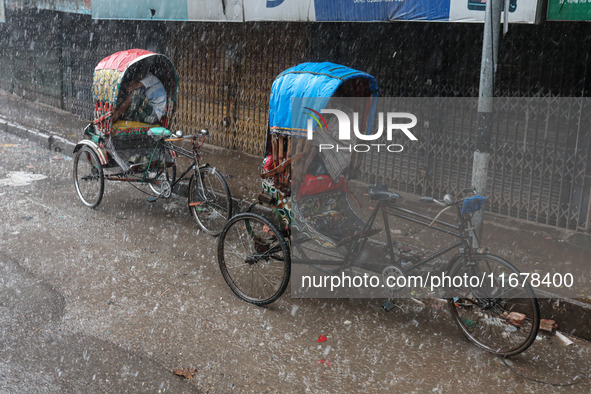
[243,0,541,23]
[243,0,316,21]
[5,0,91,14]
[188,0,242,21]
[90,0,542,23]
[92,0,242,21]
[449,0,542,23]
[243,0,451,22]
[312,0,450,22]
[547,0,591,21]
[92,0,188,20]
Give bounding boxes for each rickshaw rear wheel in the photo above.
[217,212,291,306]
[73,146,105,208]
[188,166,232,236]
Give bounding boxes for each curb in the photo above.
[0,115,76,157]
[538,296,591,340]
[2,115,591,342]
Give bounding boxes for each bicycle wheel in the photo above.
[148,149,176,198]
[73,146,104,208]
[217,213,291,305]
[446,253,540,356]
[188,166,232,236]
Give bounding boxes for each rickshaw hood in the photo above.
[269,62,378,136]
[95,49,156,72]
[91,49,177,110]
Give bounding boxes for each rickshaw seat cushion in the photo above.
[367,184,401,201]
[111,120,158,137]
[298,174,347,200]
[147,127,172,140]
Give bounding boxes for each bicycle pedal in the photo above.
[147,197,158,203]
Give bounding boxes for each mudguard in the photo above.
[73,140,109,165]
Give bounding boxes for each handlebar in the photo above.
[420,194,454,207]
[176,129,209,139]
[420,188,486,219]
[420,188,478,207]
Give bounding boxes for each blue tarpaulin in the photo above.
[314,0,450,21]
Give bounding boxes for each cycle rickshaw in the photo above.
[73,49,232,235]
[217,62,540,356]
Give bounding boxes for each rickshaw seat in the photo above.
[367,184,401,201]
[111,120,159,137]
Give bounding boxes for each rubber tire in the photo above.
[73,146,105,208]
[446,253,540,356]
[188,166,232,236]
[217,212,291,306]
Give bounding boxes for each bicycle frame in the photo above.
[102,133,207,192]
[369,200,473,274]
[293,192,478,276]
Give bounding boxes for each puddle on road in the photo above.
[0,171,48,186]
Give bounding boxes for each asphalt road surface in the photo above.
[1,130,590,393]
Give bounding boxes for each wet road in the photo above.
[0,130,590,393]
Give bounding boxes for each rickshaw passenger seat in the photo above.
[368,184,401,201]
[111,120,160,137]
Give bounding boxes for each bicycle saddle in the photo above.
[367,184,401,201]
[148,127,172,140]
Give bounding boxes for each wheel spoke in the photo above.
[447,254,539,356]
[217,213,290,305]
[189,168,232,236]
[74,147,104,208]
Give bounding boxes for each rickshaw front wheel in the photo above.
[73,146,105,208]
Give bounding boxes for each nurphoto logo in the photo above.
[304,107,418,153]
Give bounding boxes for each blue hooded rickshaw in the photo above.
[216,62,379,305]
[214,62,540,358]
